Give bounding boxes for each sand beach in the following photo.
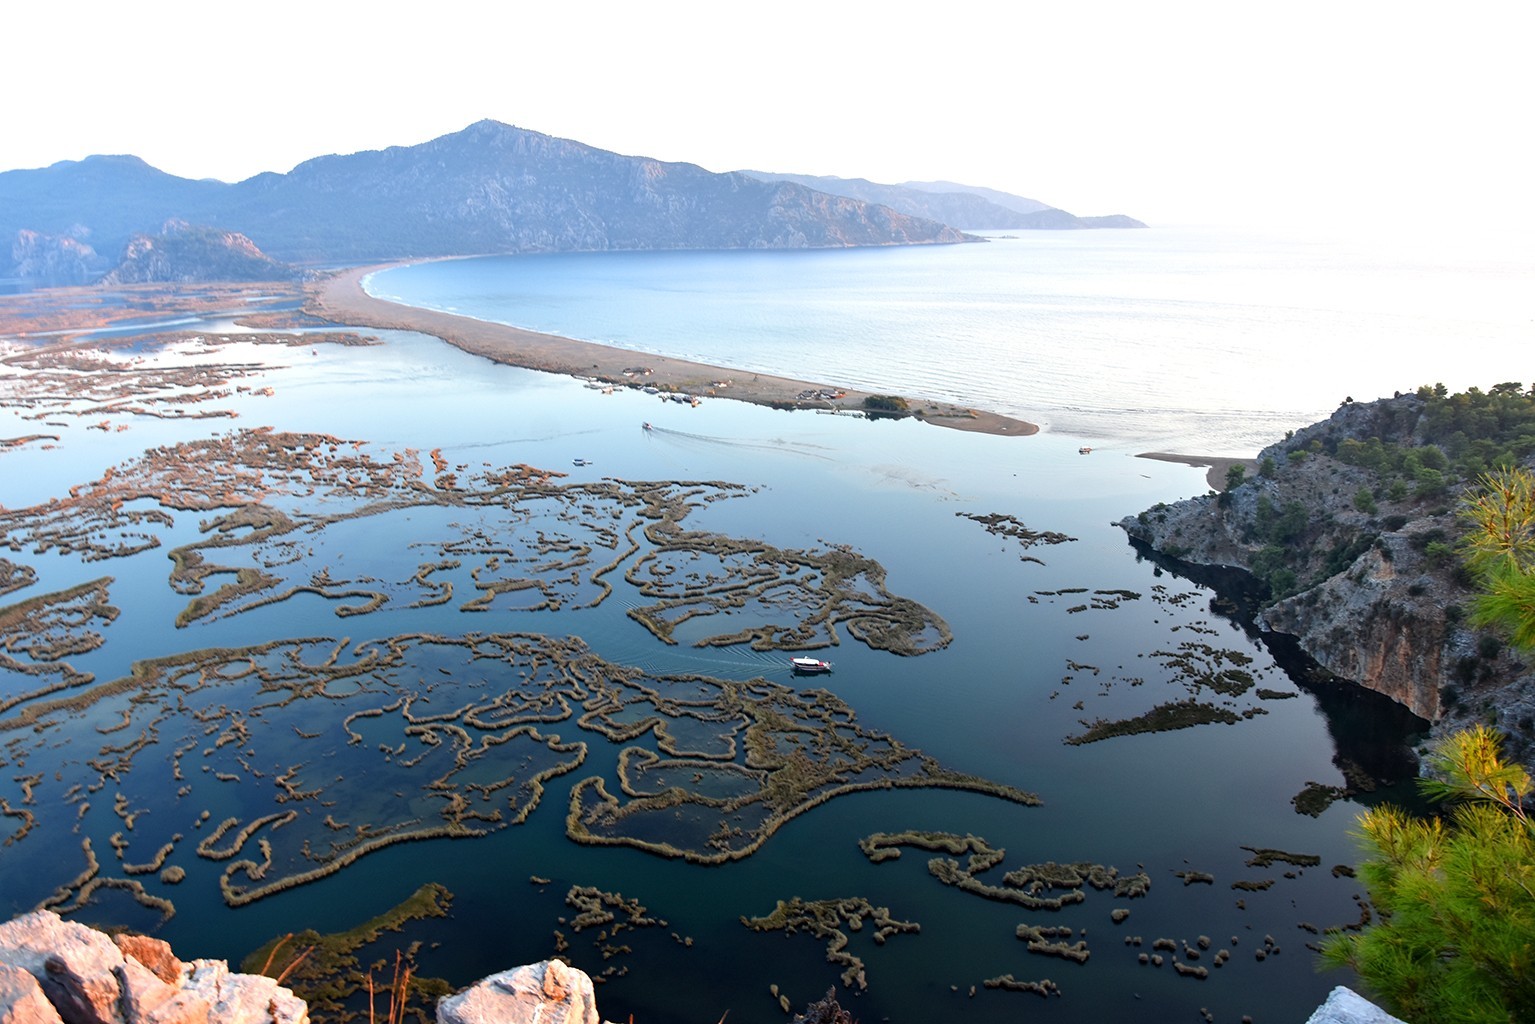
[306,264,1038,438]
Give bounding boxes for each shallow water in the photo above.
[0,276,1433,1024]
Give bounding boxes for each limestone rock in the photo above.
[0,912,304,1024]
[436,960,601,1024]
[0,964,64,1024]
[112,937,181,987]
[0,912,124,1024]
[114,957,209,1024]
[1304,986,1406,1024]
[180,961,306,1024]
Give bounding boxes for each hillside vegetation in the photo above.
[1121,383,1535,766]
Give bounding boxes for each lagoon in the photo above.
[0,231,1465,1023]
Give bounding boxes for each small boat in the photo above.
[1078,446,1093,455]
[790,656,833,675]
[642,422,653,431]
[572,458,592,466]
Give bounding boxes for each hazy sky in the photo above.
[6,0,1532,230]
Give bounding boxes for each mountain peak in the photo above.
[3,122,975,276]
[462,118,518,135]
[64,153,155,171]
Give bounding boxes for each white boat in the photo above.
[790,656,832,674]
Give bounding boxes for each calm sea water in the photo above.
[2,226,1496,1024]
[371,226,1534,456]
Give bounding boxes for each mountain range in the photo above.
[0,120,1142,284]
[737,171,1144,230]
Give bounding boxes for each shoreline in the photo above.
[304,264,1039,438]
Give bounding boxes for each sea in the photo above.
[0,225,1529,1024]
[369,225,1535,456]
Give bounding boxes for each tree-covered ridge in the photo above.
[1214,383,1535,604]
[1121,383,1535,765]
[1460,467,1535,651]
[1320,382,1535,484]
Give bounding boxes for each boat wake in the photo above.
[642,423,835,461]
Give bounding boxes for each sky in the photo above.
[5,0,1533,231]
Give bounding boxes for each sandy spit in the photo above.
[1137,452,1258,491]
[305,263,1038,438]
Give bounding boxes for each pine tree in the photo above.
[1319,726,1535,1022]
[1461,467,1535,649]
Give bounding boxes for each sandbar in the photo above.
[305,264,1037,437]
[1137,452,1257,491]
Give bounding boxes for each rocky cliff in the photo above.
[99,221,300,285]
[1120,390,1535,767]
[10,229,100,285]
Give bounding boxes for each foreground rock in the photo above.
[1304,986,1406,1024]
[436,961,604,1024]
[1120,390,1535,768]
[0,918,609,1024]
[0,912,306,1024]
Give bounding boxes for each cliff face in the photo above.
[1260,533,1448,719]
[99,221,300,284]
[1120,394,1535,766]
[10,229,100,285]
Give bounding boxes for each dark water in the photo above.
[0,307,1428,1024]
